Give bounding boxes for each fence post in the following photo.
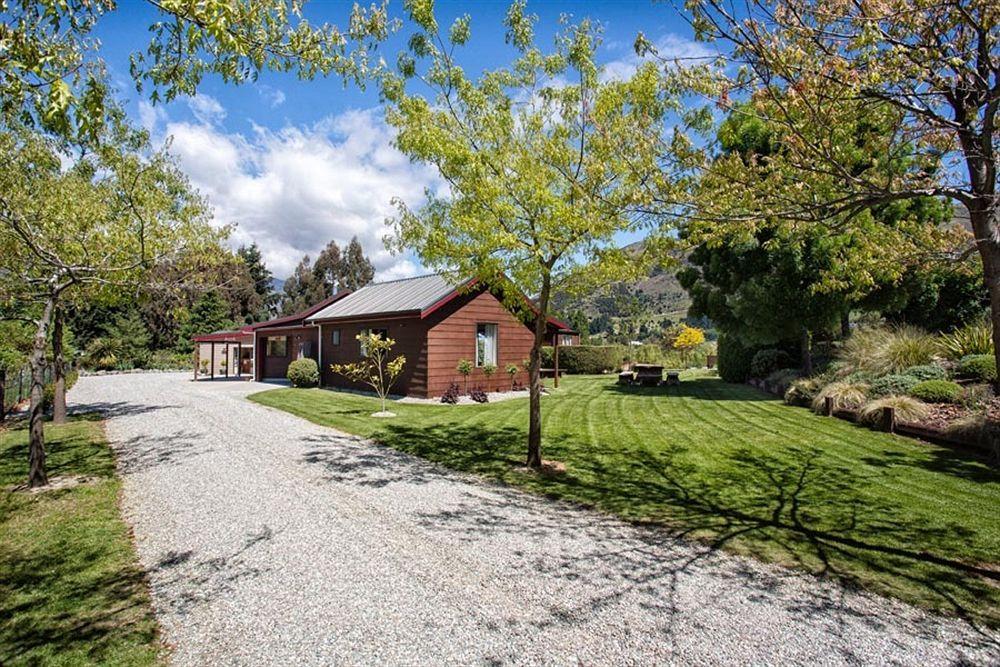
[823,396,834,417]
[880,406,896,433]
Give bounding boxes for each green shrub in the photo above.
[811,381,869,413]
[869,374,920,397]
[909,380,963,403]
[902,364,948,382]
[938,316,993,360]
[147,349,191,370]
[764,367,800,395]
[287,358,319,388]
[545,345,626,374]
[859,396,930,425]
[717,334,757,383]
[750,349,795,379]
[957,354,997,383]
[784,377,823,406]
[41,370,80,411]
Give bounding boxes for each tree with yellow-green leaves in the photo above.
[381,0,682,468]
[332,332,406,416]
[1,0,391,142]
[648,0,1000,377]
[0,124,224,487]
[0,0,394,487]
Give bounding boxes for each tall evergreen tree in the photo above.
[281,255,317,315]
[238,243,277,320]
[341,237,375,291]
[176,292,236,354]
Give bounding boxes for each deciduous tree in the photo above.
[667,0,1000,376]
[383,1,677,467]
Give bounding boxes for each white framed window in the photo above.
[360,328,388,357]
[331,329,341,346]
[560,334,575,346]
[476,323,498,366]
[266,336,287,357]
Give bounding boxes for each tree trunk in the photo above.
[0,367,6,423]
[52,305,67,424]
[840,311,850,339]
[968,203,1000,391]
[28,297,56,488]
[526,273,552,469]
[800,327,813,376]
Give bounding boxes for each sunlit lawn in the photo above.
[250,372,1000,626]
[0,418,162,666]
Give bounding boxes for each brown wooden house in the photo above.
[194,273,577,397]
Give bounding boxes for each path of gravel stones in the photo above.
[69,373,998,666]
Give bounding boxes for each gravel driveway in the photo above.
[69,373,998,666]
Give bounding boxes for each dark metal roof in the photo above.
[253,291,351,330]
[306,274,461,322]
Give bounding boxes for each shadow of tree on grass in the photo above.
[355,420,1000,632]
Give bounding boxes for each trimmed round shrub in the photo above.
[764,368,801,396]
[957,354,997,383]
[902,364,948,382]
[287,358,319,388]
[869,373,920,397]
[750,349,795,379]
[909,379,963,403]
[717,334,759,383]
[811,381,869,413]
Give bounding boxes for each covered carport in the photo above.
[192,329,254,380]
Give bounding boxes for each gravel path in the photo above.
[69,373,998,666]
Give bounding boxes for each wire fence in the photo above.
[2,364,53,413]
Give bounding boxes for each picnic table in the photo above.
[632,364,663,387]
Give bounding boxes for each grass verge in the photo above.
[250,373,1000,627]
[0,417,162,666]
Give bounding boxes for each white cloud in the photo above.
[147,104,439,280]
[186,94,227,125]
[257,85,286,108]
[601,33,714,82]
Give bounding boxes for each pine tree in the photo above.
[238,243,277,319]
[176,292,235,354]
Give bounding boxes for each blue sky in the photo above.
[94,1,707,279]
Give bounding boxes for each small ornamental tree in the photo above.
[456,359,473,393]
[481,363,497,390]
[506,363,519,390]
[331,332,406,416]
[672,325,705,365]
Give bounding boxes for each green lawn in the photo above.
[0,418,162,666]
[251,373,1000,626]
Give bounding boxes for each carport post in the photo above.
[210,342,215,380]
[553,333,560,389]
[193,344,199,381]
[237,341,242,378]
[224,344,229,378]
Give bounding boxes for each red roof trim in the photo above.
[418,278,479,319]
[252,291,351,331]
[192,330,253,343]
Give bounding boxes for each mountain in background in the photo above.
[552,240,694,342]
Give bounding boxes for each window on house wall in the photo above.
[560,334,575,346]
[476,323,498,366]
[331,329,341,346]
[360,328,389,357]
[266,336,287,357]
